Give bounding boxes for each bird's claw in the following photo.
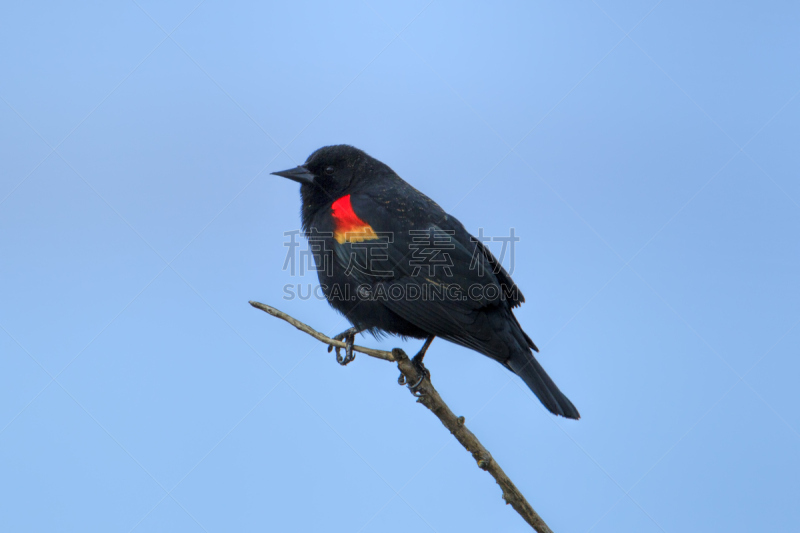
[405,352,431,396]
[407,373,425,396]
[398,337,434,395]
[328,327,359,366]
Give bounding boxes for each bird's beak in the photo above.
[271,165,316,185]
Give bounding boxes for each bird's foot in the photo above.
[399,336,435,395]
[407,352,430,395]
[328,327,360,366]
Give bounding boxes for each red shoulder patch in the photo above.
[331,195,378,244]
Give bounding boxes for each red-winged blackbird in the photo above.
[273,145,579,419]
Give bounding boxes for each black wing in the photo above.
[337,192,533,361]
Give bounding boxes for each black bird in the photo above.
[273,145,580,419]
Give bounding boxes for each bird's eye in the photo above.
[325,166,335,175]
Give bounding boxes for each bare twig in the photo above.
[249,301,554,533]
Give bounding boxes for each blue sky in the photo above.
[1,1,799,532]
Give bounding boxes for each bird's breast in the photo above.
[331,194,379,244]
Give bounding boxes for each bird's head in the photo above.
[272,145,383,204]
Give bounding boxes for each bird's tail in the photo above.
[507,350,580,420]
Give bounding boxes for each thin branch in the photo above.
[249,301,554,533]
